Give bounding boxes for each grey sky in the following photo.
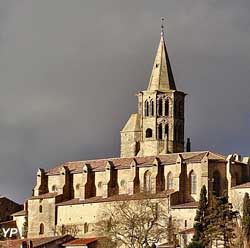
[0,0,249,203]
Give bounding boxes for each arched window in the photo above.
[84,223,89,233]
[167,172,173,190]
[158,124,163,140]
[165,99,169,116]
[144,101,149,116]
[190,171,197,194]
[165,124,169,138]
[39,205,42,213]
[150,100,154,116]
[144,171,151,192]
[39,223,44,235]
[51,185,57,193]
[158,99,163,116]
[212,171,221,197]
[146,128,153,138]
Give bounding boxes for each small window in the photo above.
[150,100,154,116]
[158,124,163,140]
[84,223,89,233]
[39,205,42,213]
[76,184,80,190]
[158,99,163,116]
[185,220,187,228]
[146,128,153,138]
[144,101,149,116]
[165,99,169,116]
[39,223,44,235]
[156,64,159,68]
[51,185,57,192]
[190,171,197,194]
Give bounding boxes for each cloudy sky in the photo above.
[0,0,249,203]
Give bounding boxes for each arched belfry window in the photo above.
[144,170,151,192]
[167,172,173,190]
[212,171,221,197]
[39,223,44,235]
[165,124,169,138]
[158,124,163,140]
[165,99,169,116]
[158,98,163,116]
[190,171,197,194]
[144,101,149,117]
[146,128,153,138]
[150,100,154,116]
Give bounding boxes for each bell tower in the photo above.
[121,21,186,157]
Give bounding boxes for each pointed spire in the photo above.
[147,19,176,91]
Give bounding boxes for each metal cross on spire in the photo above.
[161,17,165,37]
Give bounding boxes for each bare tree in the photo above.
[95,197,178,248]
[55,224,81,237]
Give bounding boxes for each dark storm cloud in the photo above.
[0,0,249,202]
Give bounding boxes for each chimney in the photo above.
[186,138,191,152]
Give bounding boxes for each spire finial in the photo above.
[161,17,165,37]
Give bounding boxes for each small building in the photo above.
[0,196,22,222]
[62,238,98,248]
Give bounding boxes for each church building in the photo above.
[13,25,250,246]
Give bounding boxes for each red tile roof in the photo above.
[232,182,250,189]
[57,190,175,206]
[11,209,27,217]
[62,237,98,246]
[46,151,227,175]
[0,235,73,248]
[171,201,199,209]
[30,192,58,200]
[179,227,195,234]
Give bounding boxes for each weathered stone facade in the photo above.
[23,28,250,248]
[120,33,185,158]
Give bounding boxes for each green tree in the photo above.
[192,185,208,244]
[242,192,250,247]
[187,241,203,248]
[204,195,238,248]
[22,219,28,238]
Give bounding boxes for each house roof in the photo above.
[232,182,250,189]
[171,201,199,209]
[56,190,175,206]
[11,209,27,217]
[179,227,195,234]
[0,235,73,248]
[46,151,227,175]
[30,192,58,200]
[62,237,98,246]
